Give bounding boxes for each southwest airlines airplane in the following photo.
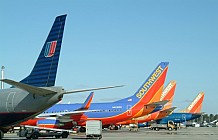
[156,92,205,124]
[21,62,169,131]
[117,80,177,126]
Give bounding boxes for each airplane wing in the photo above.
[37,109,99,118]
[37,109,99,122]
[1,79,56,95]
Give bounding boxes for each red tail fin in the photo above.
[182,92,205,113]
[161,80,176,110]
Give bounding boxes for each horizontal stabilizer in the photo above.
[1,79,56,96]
[154,107,177,120]
[191,112,204,116]
[148,100,169,106]
[65,85,125,94]
[160,107,176,114]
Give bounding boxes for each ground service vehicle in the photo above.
[86,120,102,139]
[129,120,139,131]
[18,126,71,139]
[150,120,177,131]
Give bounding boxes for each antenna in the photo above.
[1,66,5,89]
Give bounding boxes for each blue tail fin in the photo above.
[20,15,67,87]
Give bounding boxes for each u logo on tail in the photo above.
[44,41,57,57]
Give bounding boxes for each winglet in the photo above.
[77,92,94,110]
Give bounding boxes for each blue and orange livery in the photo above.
[117,80,176,125]
[21,62,169,128]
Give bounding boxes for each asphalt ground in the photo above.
[2,127,218,140]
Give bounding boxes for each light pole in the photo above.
[1,66,5,89]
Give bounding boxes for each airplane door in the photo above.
[6,92,16,112]
[182,114,186,124]
[127,105,132,116]
[182,114,186,121]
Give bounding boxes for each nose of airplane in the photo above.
[191,113,202,120]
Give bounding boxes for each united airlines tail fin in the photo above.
[181,92,205,113]
[20,15,67,87]
[161,80,176,110]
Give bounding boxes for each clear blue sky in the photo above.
[0,0,217,114]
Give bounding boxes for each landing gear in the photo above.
[109,125,119,130]
[0,130,4,139]
[79,127,86,132]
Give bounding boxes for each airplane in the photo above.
[155,92,205,124]
[116,80,177,126]
[21,92,95,128]
[0,14,122,139]
[19,62,169,132]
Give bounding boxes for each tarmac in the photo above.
[2,127,218,140]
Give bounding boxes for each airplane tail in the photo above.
[20,15,67,87]
[161,80,176,110]
[181,92,205,113]
[116,62,169,104]
[115,62,169,118]
[77,92,94,110]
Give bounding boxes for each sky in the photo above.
[0,0,218,114]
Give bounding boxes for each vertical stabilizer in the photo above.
[115,62,169,118]
[161,80,176,110]
[181,92,205,113]
[20,15,67,87]
[115,62,169,104]
[78,92,94,110]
